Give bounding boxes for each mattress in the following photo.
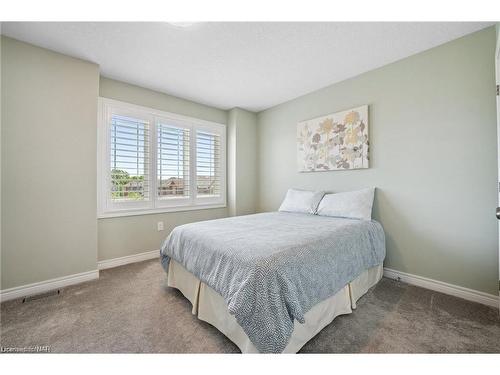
[167,259,383,353]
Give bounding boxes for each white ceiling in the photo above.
[1,22,493,112]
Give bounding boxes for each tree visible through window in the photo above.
[110,115,149,201]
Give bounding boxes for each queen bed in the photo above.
[160,197,386,353]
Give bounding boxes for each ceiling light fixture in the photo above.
[167,22,199,29]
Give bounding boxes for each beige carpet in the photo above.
[1,259,499,353]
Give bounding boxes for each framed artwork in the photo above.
[297,105,369,172]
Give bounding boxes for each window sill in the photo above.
[97,203,227,219]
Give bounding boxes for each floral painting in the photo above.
[297,105,369,172]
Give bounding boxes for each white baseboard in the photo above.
[1,250,159,303]
[2,256,495,309]
[98,249,160,270]
[0,270,99,303]
[383,267,499,308]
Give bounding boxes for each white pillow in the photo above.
[316,188,375,220]
[278,188,325,214]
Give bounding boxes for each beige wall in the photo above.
[257,27,499,295]
[98,78,231,261]
[98,208,228,261]
[1,37,99,289]
[227,108,258,216]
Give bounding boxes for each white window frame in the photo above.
[97,98,226,218]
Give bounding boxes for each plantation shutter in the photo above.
[109,115,150,201]
[99,98,226,217]
[157,123,190,200]
[196,130,221,198]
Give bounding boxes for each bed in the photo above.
[160,211,386,353]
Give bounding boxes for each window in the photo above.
[196,130,221,198]
[98,98,226,217]
[157,123,190,201]
[110,115,150,203]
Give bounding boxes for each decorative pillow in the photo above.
[316,188,375,220]
[278,188,325,214]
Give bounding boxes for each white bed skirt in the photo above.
[167,260,383,353]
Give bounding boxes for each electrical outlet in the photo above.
[157,221,164,231]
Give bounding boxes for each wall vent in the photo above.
[22,289,61,303]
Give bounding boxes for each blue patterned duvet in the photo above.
[160,212,385,353]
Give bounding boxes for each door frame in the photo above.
[496,24,500,308]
